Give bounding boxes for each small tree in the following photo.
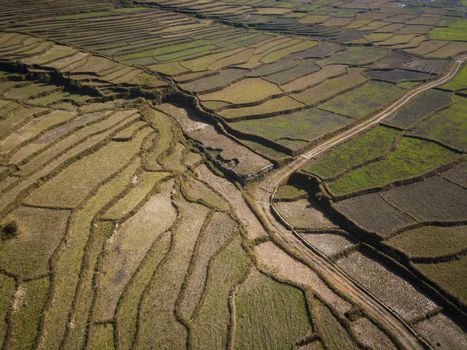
[1,221,18,239]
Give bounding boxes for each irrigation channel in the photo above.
[249,55,466,350]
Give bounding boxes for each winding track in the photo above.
[250,56,466,350]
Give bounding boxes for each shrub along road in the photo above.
[250,55,467,350]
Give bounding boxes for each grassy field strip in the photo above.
[101,171,171,221]
[177,211,237,322]
[13,110,137,177]
[142,107,176,171]
[304,126,400,180]
[93,180,177,323]
[114,230,171,350]
[292,68,368,106]
[180,175,230,212]
[4,277,49,350]
[0,273,15,346]
[86,323,115,350]
[281,64,348,93]
[24,127,152,208]
[312,297,359,350]
[0,206,69,280]
[60,221,114,350]
[0,113,141,215]
[133,196,208,349]
[0,110,76,156]
[326,137,459,197]
[36,158,140,350]
[189,234,249,350]
[233,268,312,349]
[386,225,467,261]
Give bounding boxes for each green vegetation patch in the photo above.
[430,19,467,41]
[412,95,467,151]
[7,278,49,350]
[261,40,317,64]
[233,270,311,350]
[318,81,404,119]
[102,171,171,220]
[230,108,351,153]
[199,78,282,105]
[0,274,15,345]
[328,137,458,196]
[275,184,308,201]
[0,207,69,279]
[384,89,452,129]
[56,11,121,20]
[304,126,399,179]
[441,65,467,91]
[116,231,171,350]
[190,235,249,349]
[415,256,467,305]
[87,324,115,350]
[387,225,467,259]
[25,128,150,208]
[37,160,140,350]
[318,46,389,66]
[314,299,358,350]
[219,96,304,120]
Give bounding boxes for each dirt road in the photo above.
[250,56,466,350]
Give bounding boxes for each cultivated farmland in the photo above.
[1,0,467,349]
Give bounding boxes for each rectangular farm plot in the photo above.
[218,96,304,120]
[327,137,459,196]
[229,108,352,154]
[430,19,467,41]
[414,256,467,306]
[384,89,452,129]
[336,250,438,321]
[386,225,467,260]
[292,68,368,105]
[198,78,282,105]
[366,69,433,83]
[24,125,150,208]
[317,46,389,66]
[304,126,400,180]
[263,59,320,85]
[381,175,467,222]
[281,64,347,93]
[411,95,467,151]
[334,193,416,237]
[318,81,404,119]
[441,65,467,91]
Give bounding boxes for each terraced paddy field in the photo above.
[1,0,467,349]
[276,59,467,347]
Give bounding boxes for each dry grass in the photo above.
[102,171,171,220]
[94,180,177,322]
[25,128,151,208]
[178,212,237,321]
[37,160,140,350]
[275,199,338,230]
[0,206,69,279]
[135,197,209,349]
[233,269,311,350]
[190,235,249,349]
[199,78,282,105]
